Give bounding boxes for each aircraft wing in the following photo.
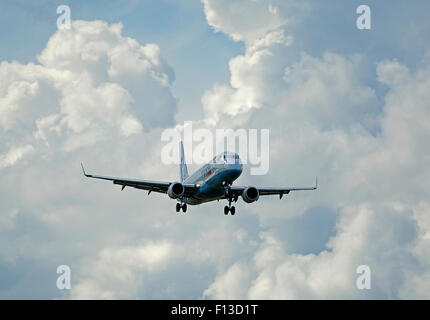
[229,177,318,199]
[81,163,198,196]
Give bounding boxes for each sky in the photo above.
[0,0,430,299]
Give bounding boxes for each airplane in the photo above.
[81,142,317,215]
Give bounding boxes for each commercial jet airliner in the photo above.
[81,142,317,215]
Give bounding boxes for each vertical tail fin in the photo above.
[180,141,189,182]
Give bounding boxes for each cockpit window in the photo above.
[213,152,241,164]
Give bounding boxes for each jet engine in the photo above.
[241,186,259,203]
[167,182,184,199]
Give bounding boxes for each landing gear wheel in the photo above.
[182,204,187,213]
[224,206,229,215]
[176,203,181,213]
[230,206,236,215]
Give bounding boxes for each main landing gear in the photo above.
[176,202,187,213]
[224,205,235,215]
[223,181,237,215]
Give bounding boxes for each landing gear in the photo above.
[223,181,238,216]
[176,202,187,213]
[223,183,236,215]
[224,205,236,215]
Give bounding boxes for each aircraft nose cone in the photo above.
[231,164,243,179]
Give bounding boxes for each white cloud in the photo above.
[0,79,39,131]
[203,47,378,131]
[0,20,182,298]
[206,205,422,299]
[71,241,173,299]
[201,0,310,44]
[0,20,176,157]
[0,144,34,169]
[200,1,430,299]
[203,263,252,299]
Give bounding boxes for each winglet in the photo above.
[81,163,89,177]
[315,176,318,189]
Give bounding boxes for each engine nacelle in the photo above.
[167,182,184,199]
[241,186,259,203]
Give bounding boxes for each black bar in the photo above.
[0,300,426,318]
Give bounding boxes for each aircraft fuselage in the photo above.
[183,152,242,205]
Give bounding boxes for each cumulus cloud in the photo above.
[203,263,252,299]
[0,20,176,156]
[0,20,183,298]
[0,144,34,169]
[201,0,310,44]
[200,0,430,299]
[71,241,173,299]
[211,205,420,299]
